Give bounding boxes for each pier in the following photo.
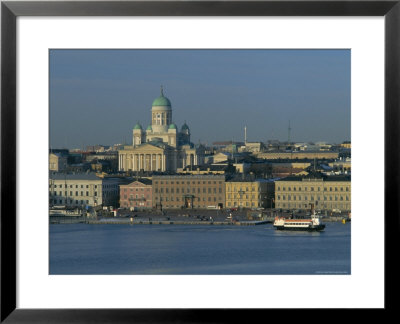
[50,208,349,226]
[86,219,271,226]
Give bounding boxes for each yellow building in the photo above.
[225,179,274,209]
[274,173,351,212]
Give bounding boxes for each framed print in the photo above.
[1,0,399,322]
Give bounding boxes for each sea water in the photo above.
[49,223,350,275]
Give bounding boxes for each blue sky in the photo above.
[49,49,350,149]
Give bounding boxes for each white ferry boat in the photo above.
[273,210,325,232]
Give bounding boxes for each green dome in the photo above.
[146,125,152,131]
[181,123,189,130]
[152,86,171,107]
[133,123,142,130]
[169,123,177,129]
[152,95,171,107]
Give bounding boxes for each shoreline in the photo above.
[50,216,350,225]
[50,208,350,225]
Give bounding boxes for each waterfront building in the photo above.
[49,153,67,172]
[118,88,205,172]
[152,175,226,209]
[119,179,152,210]
[49,173,123,208]
[274,172,351,212]
[225,178,275,209]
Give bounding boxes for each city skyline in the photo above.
[50,49,351,149]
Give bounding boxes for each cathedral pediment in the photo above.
[132,142,167,152]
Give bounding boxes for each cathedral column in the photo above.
[149,154,152,171]
[162,155,166,171]
[157,154,161,171]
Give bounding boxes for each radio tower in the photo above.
[288,120,291,144]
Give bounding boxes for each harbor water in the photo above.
[49,222,351,275]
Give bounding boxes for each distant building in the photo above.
[49,153,67,172]
[239,142,266,153]
[177,164,227,175]
[49,173,123,208]
[329,158,351,171]
[341,141,351,149]
[152,175,226,209]
[256,151,339,160]
[212,152,231,163]
[274,172,351,212]
[271,167,308,178]
[225,178,275,209]
[119,179,152,210]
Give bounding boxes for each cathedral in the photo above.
[118,88,205,172]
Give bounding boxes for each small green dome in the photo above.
[133,123,142,130]
[181,123,189,130]
[146,125,152,131]
[152,86,171,107]
[169,123,177,129]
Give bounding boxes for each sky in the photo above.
[49,49,350,149]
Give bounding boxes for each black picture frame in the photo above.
[1,0,398,322]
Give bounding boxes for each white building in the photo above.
[49,173,123,208]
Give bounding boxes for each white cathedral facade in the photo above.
[118,88,205,172]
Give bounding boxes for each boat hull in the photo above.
[274,224,325,232]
